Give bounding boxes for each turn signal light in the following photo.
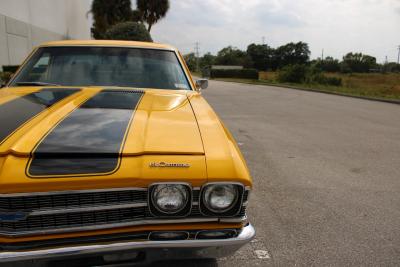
[149,231,189,241]
[196,230,237,240]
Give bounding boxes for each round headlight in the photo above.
[151,184,189,214]
[203,184,239,213]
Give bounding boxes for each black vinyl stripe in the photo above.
[28,90,144,177]
[0,89,81,145]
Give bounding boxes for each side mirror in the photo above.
[195,79,208,90]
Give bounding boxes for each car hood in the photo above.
[0,87,204,157]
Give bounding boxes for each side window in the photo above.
[30,53,51,81]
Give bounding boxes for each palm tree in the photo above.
[136,0,170,32]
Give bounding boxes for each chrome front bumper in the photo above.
[0,224,255,266]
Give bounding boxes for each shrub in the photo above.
[2,65,19,73]
[104,22,152,42]
[0,72,13,85]
[277,64,307,83]
[340,62,352,74]
[310,73,342,86]
[201,66,211,78]
[210,68,259,79]
[277,64,342,86]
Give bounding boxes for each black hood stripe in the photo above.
[27,89,144,177]
[0,89,81,145]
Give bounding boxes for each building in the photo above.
[0,0,92,67]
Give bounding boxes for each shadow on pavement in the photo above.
[143,259,218,267]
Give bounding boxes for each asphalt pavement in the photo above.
[146,79,400,267]
[204,80,400,266]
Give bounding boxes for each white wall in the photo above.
[66,0,93,39]
[0,0,92,67]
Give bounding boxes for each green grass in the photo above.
[212,72,400,101]
[190,71,202,78]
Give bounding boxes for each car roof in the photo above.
[39,40,176,51]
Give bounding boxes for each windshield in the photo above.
[10,46,191,90]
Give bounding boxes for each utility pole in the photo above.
[397,45,400,65]
[195,42,200,72]
[321,49,324,61]
[262,36,265,45]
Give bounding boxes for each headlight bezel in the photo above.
[199,182,245,217]
[148,183,192,217]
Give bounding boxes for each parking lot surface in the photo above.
[199,80,400,266]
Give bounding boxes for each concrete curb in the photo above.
[212,79,400,105]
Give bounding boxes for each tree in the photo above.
[273,42,310,69]
[104,22,152,42]
[247,43,274,71]
[361,55,377,71]
[199,53,216,69]
[314,56,341,72]
[342,52,377,73]
[215,46,252,67]
[383,62,400,73]
[90,0,134,39]
[183,53,197,72]
[136,0,170,32]
[277,64,308,83]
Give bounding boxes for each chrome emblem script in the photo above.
[0,210,30,222]
[149,162,191,168]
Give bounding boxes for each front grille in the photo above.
[0,190,147,211]
[0,188,248,237]
[0,207,146,232]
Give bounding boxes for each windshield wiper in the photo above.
[16,82,61,86]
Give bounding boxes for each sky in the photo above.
[150,0,400,63]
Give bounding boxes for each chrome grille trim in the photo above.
[0,187,147,197]
[0,217,246,237]
[29,203,148,216]
[220,216,248,223]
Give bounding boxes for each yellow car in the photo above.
[0,40,254,266]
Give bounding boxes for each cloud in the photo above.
[152,0,400,62]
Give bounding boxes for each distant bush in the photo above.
[341,52,377,73]
[340,62,352,74]
[0,72,13,85]
[210,68,259,79]
[2,65,19,73]
[104,22,152,42]
[382,62,400,73]
[277,64,342,86]
[277,64,307,83]
[310,73,342,86]
[201,66,211,78]
[313,57,341,73]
